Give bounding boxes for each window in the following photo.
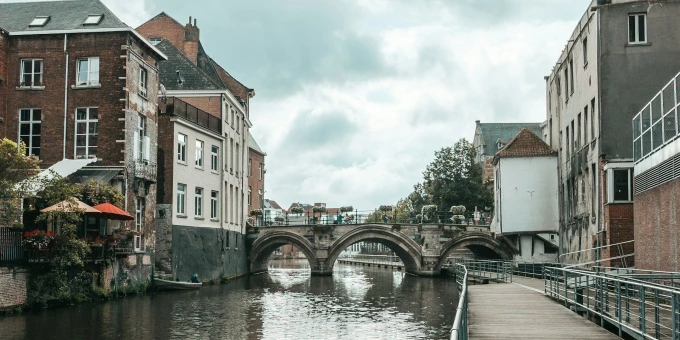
[137,115,147,161]
[139,68,148,97]
[258,189,263,208]
[577,113,581,149]
[195,187,203,217]
[591,98,596,142]
[569,59,574,94]
[230,138,234,172]
[76,57,99,86]
[211,191,218,220]
[75,108,98,159]
[566,126,570,158]
[149,38,162,45]
[591,164,597,216]
[83,15,103,25]
[584,106,589,143]
[231,109,235,128]
[582,37,588,65]
[177,184,186,215]
[259,163,263,180]
[195,140,204,168]
[609,168,633,202]
[135,197,145,251]
[20,59,43,87]
[628,13,647,44]
[235,143,240,175]
[18,109,41,157]
[177,133,186,163]
[571,120,575,152]
[564,68,569,101]
[29,16,50,27]
[248,158,252,177]
[211,146,219,172]
[248,186,252,207]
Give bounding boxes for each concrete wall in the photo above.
[172,225,247,281]
[634,177,680,272]
[496,157,559,234]
[0,267,28,310]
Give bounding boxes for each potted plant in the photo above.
[291,207,304,215]
[274,216,285,225]
[340,206,354,213]
[250,209,264,217]
[312,206,327,213]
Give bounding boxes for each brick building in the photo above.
[248,132,265,210]
[632,70,680,272]
[0,0,166,285]
[544,0,680,266]
[136,13,255,281]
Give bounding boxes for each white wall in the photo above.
[496,157,559,234]
[515,234,558,263]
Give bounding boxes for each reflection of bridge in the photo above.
[247,223,515,276]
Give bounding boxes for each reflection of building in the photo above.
[544,0,680,266]
[632,71,680,272]
[491,129,559,262]
[0,0,165,286]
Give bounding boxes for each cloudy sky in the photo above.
[21,0,593,210]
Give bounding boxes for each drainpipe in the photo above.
[63,34,69,159]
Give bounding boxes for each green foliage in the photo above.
[378,205,392,212]
[340,206,354,213]
[250,209,263,216]
[422,139,492,214]
[312,206,326,213]
[450,205,466,215]
[0,138,40,226]
[78,180,124,208]
[290,207,304,215]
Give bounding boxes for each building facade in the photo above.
[248,132,265,211]
[137,13,254,281]
[544,0,680,266]
[632,70,680,272]
[491,129,559,262]
[0,0,166,286]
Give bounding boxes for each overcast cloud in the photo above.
[102,0,591,210]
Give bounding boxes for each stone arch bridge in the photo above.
[247,223,516,276]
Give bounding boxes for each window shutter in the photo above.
[143,136,151,161]
[133,132,139,161]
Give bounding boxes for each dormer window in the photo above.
[83,15,103,25]
[149,38,162,46]
[29,16,50,27]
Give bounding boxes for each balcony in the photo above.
[134,159,157,182]
[162,97,222,134]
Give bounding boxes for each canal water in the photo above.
[0,260,459,340]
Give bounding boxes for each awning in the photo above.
[91,202,134,221]
[68,168,121,184]
[20,158,97,194]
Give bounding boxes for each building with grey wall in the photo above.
[544,0,680,266]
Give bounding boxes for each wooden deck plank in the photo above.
[468,279,619,339]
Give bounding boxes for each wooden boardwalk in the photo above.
[468,277,619,339]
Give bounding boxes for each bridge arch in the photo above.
[249,231,319,274]
[326,225,422,275]
[435,232,514,272]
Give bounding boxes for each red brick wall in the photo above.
[634,178,680,272]
[180,96,221,118]
[601,203,634,267]
[136,14,185,55]
[248,148,265,209]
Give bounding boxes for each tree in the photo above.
[422,138,492,215]
[0,138,40,226]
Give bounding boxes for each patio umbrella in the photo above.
[91,202,134,221]
[41,197,100,213]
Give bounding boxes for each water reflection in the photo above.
[0,260,458,340]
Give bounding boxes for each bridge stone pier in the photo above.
[247,223,515,276]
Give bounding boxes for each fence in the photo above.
[0,227,24,264]
[451,263,469,340]
[165,97,222,134]
[447,258,512,283]
[545,266,680,339]
[252,209,492,228]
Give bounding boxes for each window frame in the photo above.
[607,167,634,203]
[20,59,43,88]
[177,133,187,163]
[18,108,41,158]
[76,57,100,86]
[83,15,103,25]
[210,191,218,220]
[259,163,263,181]
[139,67,148,97]
[628,13,647,45]
[177,183,186,216]
[195,187,203,218]
[195,140,204,168]
[134,197,145,251]
[211,145,219,172]
[74,107,99,159]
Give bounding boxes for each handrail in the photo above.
[545,265,680,339]
[558,240,634,260]
[451,263,468,340]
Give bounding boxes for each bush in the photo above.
[449,205,466,215]
[250,209,263,216]
[312,206,326,213]
[378,205,392,212]
[291,207,304,215]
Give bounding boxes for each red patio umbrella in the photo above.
[91,203,134,221]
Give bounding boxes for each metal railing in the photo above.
[164,97,222,134]
[545,266,680,339]
[447,258,512,283]
[451,263,469,340]
[0,227,24,264]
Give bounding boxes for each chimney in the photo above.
[184,16,200,64]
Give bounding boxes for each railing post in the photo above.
[616,282,622,338]
[655,289,661,339]
[639,286,646,336]
[672,292,678,340]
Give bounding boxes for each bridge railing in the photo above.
[341,254,402,265]
[447,258,512,283]
[545,266,680,339]
[451,263,469,340]
[253,210,492,228]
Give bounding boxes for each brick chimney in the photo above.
[183,16,200,64]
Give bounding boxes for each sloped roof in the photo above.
[137,11,183,30]
[478,123,543,156]
[267,200,282,210]
[210,58,253,100]
[0,0,128,33]
[248,132,265,155]
[493,128,555,163]
[155,40,223,91]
